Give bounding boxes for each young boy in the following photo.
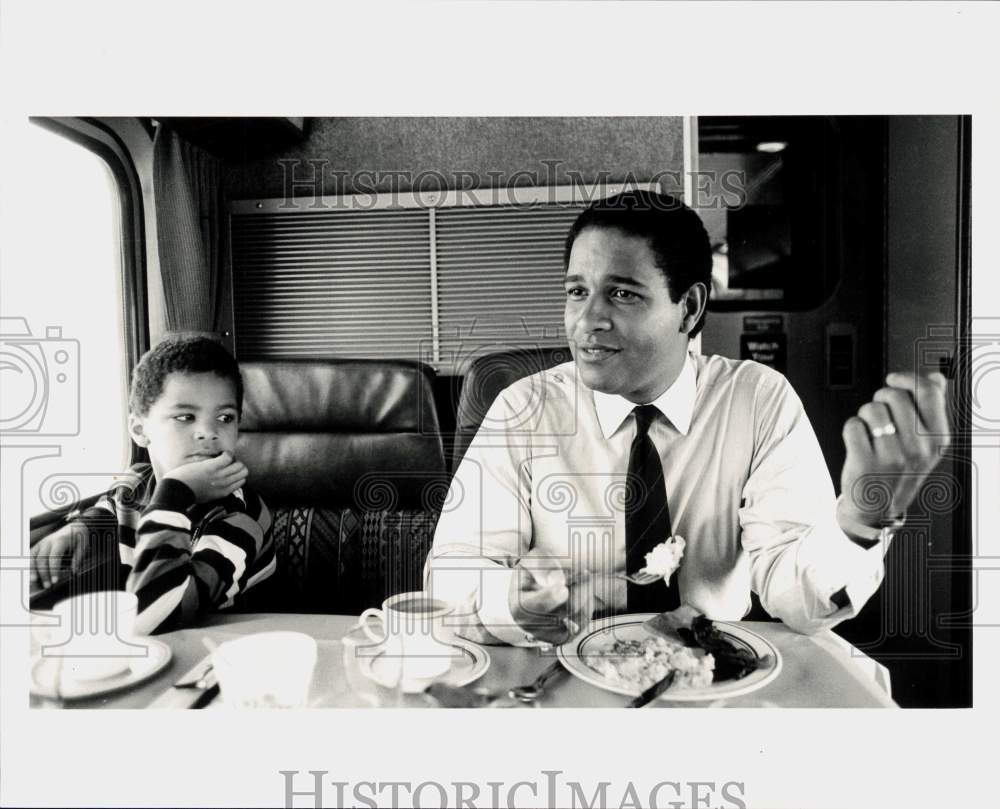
[30,336,275,635]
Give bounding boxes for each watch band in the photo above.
[836,495,905,548]
[838,510,905,549]
[844,526,888,550]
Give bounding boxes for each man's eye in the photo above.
[565,286,587,299]
[611,288,639,301]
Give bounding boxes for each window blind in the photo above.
[229,189,641,370]
[231,209,433,360]
[435,204,581,370]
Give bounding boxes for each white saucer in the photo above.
[31,639,172,701]
[367,638,490,693]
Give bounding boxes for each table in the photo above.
[31,612,896,709]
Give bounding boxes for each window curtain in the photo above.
[152,123,225,335]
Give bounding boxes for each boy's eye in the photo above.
[173,414,194,423]
[218,413,237,424]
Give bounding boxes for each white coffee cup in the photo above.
[45,591,142,682]
[212,631,318,708]
[359,592,456,682]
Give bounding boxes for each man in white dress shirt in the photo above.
[427,190,950,644]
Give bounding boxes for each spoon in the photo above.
[507,659,565,702]
[426,660,566,707]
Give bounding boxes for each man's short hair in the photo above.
[563,189,713,338]
[129,335,244,416]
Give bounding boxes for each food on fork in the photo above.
[640,535,685,578]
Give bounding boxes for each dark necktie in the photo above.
[626,404,680,613]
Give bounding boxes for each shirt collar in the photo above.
[592,352,696,439]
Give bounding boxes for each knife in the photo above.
[628,670,676,708]
[189,677,220,709]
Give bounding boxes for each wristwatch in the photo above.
[837,506,906,550]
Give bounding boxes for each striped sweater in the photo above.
[87,463,276,634]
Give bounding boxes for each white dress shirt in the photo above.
[427,352,889,643]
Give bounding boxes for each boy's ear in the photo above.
[127,413,150,447]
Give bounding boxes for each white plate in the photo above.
[368,638,490,693]
[557,613,782,702]
[31,639,172,701]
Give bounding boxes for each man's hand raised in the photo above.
[839,371,951,528]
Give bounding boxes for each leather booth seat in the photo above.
[237,360,449,614]
[452,346,572,470]
[238,360,446,510]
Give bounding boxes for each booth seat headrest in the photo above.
[452,346,572,471]
[237,360,447,510]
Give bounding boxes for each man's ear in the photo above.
[680,282,709,335]
[127,413,149,447]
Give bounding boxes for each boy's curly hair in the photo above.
[129,335,244,417]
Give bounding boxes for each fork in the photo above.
[613,570,665,586]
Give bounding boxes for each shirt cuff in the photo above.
[839,536,890,614]
[800,523,888,620]
[476,567,541,647]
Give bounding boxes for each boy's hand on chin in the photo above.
[164,451,248,503]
